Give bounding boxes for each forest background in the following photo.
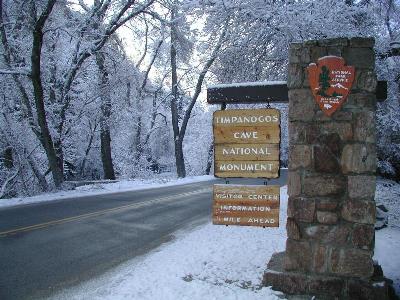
[0,0,399,198]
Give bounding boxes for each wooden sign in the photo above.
[213,109,280,178]
[212,184,280,227]
[308,56,355,116]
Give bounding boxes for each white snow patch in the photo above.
[317,55,341,61]
[374,178,400,294]
[372,281,385,288]
[0,175,215,209]
[49,187,289,300]
[208,81,287,89]
[375,178,400,227]
[375,227,400,294]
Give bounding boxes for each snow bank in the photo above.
[375,178,400,227]
[375,228,400,294]
[0,175,215,209]
[374,178,400,293]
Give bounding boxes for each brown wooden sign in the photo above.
[308,56,355,116]
[212,184,280,227]
[213,109,280,178]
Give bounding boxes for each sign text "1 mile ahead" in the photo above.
[213,185,280,227]
[213,108,280,178]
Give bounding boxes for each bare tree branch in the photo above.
[179,17,230,141]
[140,38,164,91]
[0,168,20,199]
[135,16,149,68]
[0,0,40,136]
[78,0,90,12]
[378,47,400,59]
[0,68,31,76]
[31,0,64,186]
[61,0,156,102]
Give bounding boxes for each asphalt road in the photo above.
[0,171,287,300]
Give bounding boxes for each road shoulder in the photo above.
[0,175,216,210]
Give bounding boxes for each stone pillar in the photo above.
[264,38,395,299]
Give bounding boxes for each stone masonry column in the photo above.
[264,38,395,299]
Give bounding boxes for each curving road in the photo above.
[0,171,287,300]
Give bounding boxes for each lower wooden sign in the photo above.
[212,184,280,227]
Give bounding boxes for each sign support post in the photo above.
[208,83,286,228]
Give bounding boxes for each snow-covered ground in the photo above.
[374,178,400,293]
[49,183,400,300]
[375,228,400,293]
[375,177,400,227]
[0,175,215,209]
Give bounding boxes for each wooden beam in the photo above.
[207,81,388,104]
[207,82,288,104]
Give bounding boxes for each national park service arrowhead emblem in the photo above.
[308,56,355,116]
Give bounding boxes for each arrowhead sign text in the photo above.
[308,56,355,116]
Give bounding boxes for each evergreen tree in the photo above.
[317,66,331,96]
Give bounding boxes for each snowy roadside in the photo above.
[374,178,400,293]
[50,186,290,300]
[0,175,215,209]
[50,182,400,300]
[375,177,400,227]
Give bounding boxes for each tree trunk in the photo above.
[169,15,228,178]
[143,92,159,147]
[27,155,48,191]
[100,125,115,180]
[80,120,98,177]
[2,147,13,169]
[134,116,143,165]
[54,139,64,175]
[134,38,164,167]
[96,52,116,180]
[170,4,186,178]
[31,0,64,187]
[126,82,131,106]
[133,89,143,166]
[205,142,213,175]
[174,138,186,178]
